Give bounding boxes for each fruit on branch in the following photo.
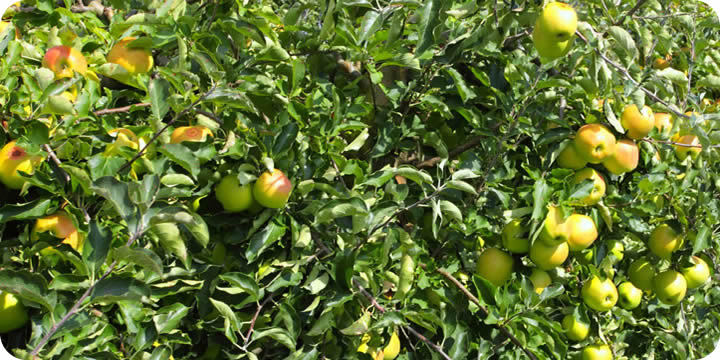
[170,125,214,144]
[681,256,711,289]
[653,269,687,305]
[529,268,552,294]
[476,248,514,286]
[253,169,292,208]
[557,143,587,170]
[621,105,654,140]
[617,281,642,310]
[653,113,673,135]
[574,124,616,164]
[539,205,569,246]
[0,141,42,190]
[502,218,530,254]
[581,344,613,360]
[648,223,682,260]
[628,258,656,292]
[562,313,589,341]
[107,37,154,74]
[572,168,606,206]
[42,45,87,79]
[673,135,701,160]
[565,214,598,251]
[0,291,29,334]
[602,139,639,175]
[582,276,618,311]
[606,239,624,262]
[215,174,254,212]
[530,239,569,270]
[532,2,578,60]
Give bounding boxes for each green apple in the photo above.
[562,313,590,342]
[532,2,578,60]
[557,143,588,169]
[529,268,552,294]
[476,248,514,287]
[606,240,624,262]
[215,173,254,212]
[253,169,293,208]
[602,138,639,175]
[628,258,656,292]
[653,270,687,305]
[530,239,569,270]
[539,205,569,246]
[502,218,530,254]
[574,124,617,164]
[582,276,618,311]
[682,256,711,289]
[621,104,654,140]
[0,291,29,333]
[617,281,642,310]
[581,344,613,360]
[565,214,598,251]
[572,168,606,206]
[649,223,682,260]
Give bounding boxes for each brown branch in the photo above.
[43,144,70,183]
[435,268,539,360]
[352,279,451,360]
[244,294,274,346]
[643,138,720,149]
[681,12,697,111]
[93,103,151,116]
[417,135,486,169]
[613,0,649,25]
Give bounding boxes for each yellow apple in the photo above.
[602,138,639,175]
[653,270,687,305]
[502,218,530,254]
[476,248,514,286]
[649,223,682,259]
[530,239,569,270]
[532,2,578,60]
[529,268,552,294]
[215,174,254,212]
[574,124,617,164]
[581,344,613,360]
[107,37,154,74]
[617,281,642,309]
[621,105,654,140]
[572,168,606,206]
[565,214,598,251]
[562,313,589,342]
[0,291,29,334]
[681,256,710,289]
[383,330,400,360]
[33,211,84,251]
[673,135,701,160]
[253,169,292,209]
[539,205,569,246]
[557,143,588,170]
[653,113,674,135]
[582,276,618,311]
[170,125,213,144]
[0,140,43,190]
[42,45,88,79]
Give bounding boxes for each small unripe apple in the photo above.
[653,270,687,305]
[530,239,569,270]
[582,276,618,311]
[562,313,589,341]
[476,248,514,287]
[502,218,530,254]
[0,291,29,334]
[628,258,655,292]
[107,37,154,74]
[581,344,613,360]
[617,281,642,310]
[648,223,682,260]
[529,268,551,294]
[215,174,254,212]
[532,2,578,60]
[565,214,598,251]
[682,256,711,289]
[42,45,88,79]
[253,169,292,209]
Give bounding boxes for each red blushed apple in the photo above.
[42,45,88,79]
[603,138,639,175]
[253,169,292,208]
[0,141,42,190]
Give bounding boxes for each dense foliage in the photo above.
[1,0,719,359]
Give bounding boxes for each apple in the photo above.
[649,223,682,260]
[539,205,569,246]
[253,169,292,208]
[107,37,154,74]
[557,143,588,170]
[0,291,29,334]
[502,218,530,254]
[572,168,606,206]
[215,174,254,212]
[602,139,639,175]
[532,2,577,60]
[653,55,671,70]
[529,268,552,294]
[581,344,613,360]
[383,330,400,360]
[582,276,618,311]
[681,256,710,289]
[617,281,642,310]
[530,239,569,270]
[33,211,84,251]
[170,125,214,144]
[562,313,590,342]
[699,254,714,277]
[0,140,42,190]
[653,113,674,135]
[42,45,88,79]
[621,105,654,140]
[476,248,514,286]
[0,21,20,39]
[574,124,616,164]
[105,128,140,155]
[565,214,598,251]
[628,258,656,292]
[673,135,701,160]
[606,239,624,262]
[653,270,687,305]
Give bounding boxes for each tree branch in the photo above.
[417,135,486,169]
[613,0,649,25]
[93,103,151,116]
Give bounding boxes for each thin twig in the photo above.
[352,279,452,360]
[93,103,151,116]
[681,11,697,111]
[244,294,274,347]
[613,0,649,25]
[643,138,720,149]
[417,135,486,169]
[43,144,70,183]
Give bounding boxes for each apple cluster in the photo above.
[215,169,293,213]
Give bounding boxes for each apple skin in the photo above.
[682,256,710,289]
[574,124,617,164]
[572,168,606,206]
[532,2,577,60]
[581,344,613,360]
[653,113,674,135]
[565,214,598,251]
[628,258,656,292]
[529,268,552,294]
[476,248,514,287]
[530,239,569,270]
[673,135,701,160]
[648,223,682,260]
[653,270,687,305]
[617,281,643,310]
[42,45,88,79]
[33,211,84,251]
[621,105,654,140]
[170,126,214,144]
[653,55,671,70]
[539,205,569,246]
[0,141,42,190]
[107,37,154,74]
[502,218,530,254]
[582,276,618,311]
[557,143,588,170]
[0,291,29,334]
[215,174,254,212]
[602,139,639,175]
[606,239,624,262]
[562,314,590,341]
[253,169,292,209]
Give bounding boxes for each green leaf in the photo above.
[113,246,164,275]
[219,273,261,301]
[91,276,151,303]
[439,200,462,223]
[159,144,200,178]
[87,153,126,180]
[83,220,112,277]
[445,67,476,103]
[149,78,171,121]
[531,178,551,221]
[153,303,190,334]
[608,26,637,59]
[209,298,242,338]
[358,10,383,44]
[656,68,688,84]
[692,225,710,254]
[91,177,139,232]
[0,270,55,312]
[152,222,190,268]
[446,180,477,195]
[396,166,433,185]
[0,199,52,223]
[315,198,369,224]
[416,0,443,55]
[697,75,720,88]
[252,328,296,351]
[569,180,594,200]
[246,220,287,263]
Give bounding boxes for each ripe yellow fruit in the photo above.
[530,240,569,270]
[557,143,588,170]
[648,223,682,260]
[532,2,578,60]
[476,248,514,286]
[0,141,43,190]
[253,169,293,209]
[0,291,29,334]
[107,37,154,74]
[673,135,701,160]
[383,331,400,360]
[33,211,84,251]
[653,55,671,70]
[602,139,639,175]
[572,168,606,206]
[653,270,687,305]
[628,258,655,292]
[42,45,88,79]
[582,276,618,311]
[581,344,613,360]
[562,314,590,341]
[574,124,617,164]
[621,105,654,140]
[502,218,530,254]
[170,125,214,144]
[682,256,710,289]
[565,214,598,251]
[529,268,552,294]
[653,113,674,135]
[539,205,569,246]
